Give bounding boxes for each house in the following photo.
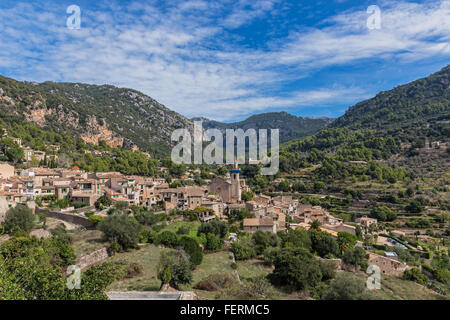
[356,216,378,228]
[368,252,408,276]
[243,217,277,233]
[0,191,25,221]
[0,163,15,179]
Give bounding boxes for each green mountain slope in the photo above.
[280,65,450,177]
[193,112,333,143]
[0,76,192,158]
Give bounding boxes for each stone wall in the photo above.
[368,253,408,276]
[36,207,93,228]
[76,247,109,270]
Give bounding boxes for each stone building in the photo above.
[208,160,248,203]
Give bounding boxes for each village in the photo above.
[0,151,415,279]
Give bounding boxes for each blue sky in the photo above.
[0,0,449,122]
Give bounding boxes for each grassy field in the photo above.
[370,275,449,300]
[71,229,106,257]
[107,244,170,291]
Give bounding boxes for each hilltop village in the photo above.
[0,134,448,300]
[1,159,412,276]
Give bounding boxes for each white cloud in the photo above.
[0,0,448,121]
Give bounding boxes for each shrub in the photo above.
[157,231,178,248]
[193,274,234,291]
[125,262,143,278]
[231,238,256,260]
[179,236,203,267]
[99,214,141,250]
[268,247,322,291]
[84,211,94,218]
[320,260,338,281]
[403,268,428,285]
[3,205,34,233]
[138,229,153,243]
[157,250,192,289]
[205,233,224,251]
[323,273,371,300]
[88,215,104,226]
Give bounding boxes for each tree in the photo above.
[310,219,321,230]
[277,180,291,192]
[323,273,371,300]
[197,220,228,239]
[179,236,203,268]
[3,205,35,233]
[95,194,112,209]
[205,233,223,251]
[134,211,157,226]
[98,214,141,250]
[0,138,24,163]
[342,247,368,271]
[157,250,192,289]
[252,231,271,255]
[337,232,357,253]
[241,190,254,202]
[405,200,424,214]
[313,181,325,193]
[268,247,322,290]
[314,234,339,258]
[232,237,257,260]
[403,268,428,285]
[157,231,178,248]
[370,205,397,221]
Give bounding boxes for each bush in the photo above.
[320,260,338,281]
[176,225,190,235]
[125,262,143,278]
[84,211,94,218]
[99,214,141,250]
[231,237,256,260]
[205,233,224,251]
[88,215,104,226]
[403,268,428,285]
[157,250,192,289]
[197,220,228,238]
[95,195,112,210]
[138,229,153,243]
[134,211,158,226]
[157,231,178,248]
[268,247,322,291]
[179,236,203,267]
[3,205,34,233]
[193,274,234,291]
[323,273,371,300]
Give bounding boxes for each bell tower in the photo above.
[230,159,241,202]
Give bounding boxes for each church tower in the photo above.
[230,159,241,202]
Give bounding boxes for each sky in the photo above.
[0,0,449,122]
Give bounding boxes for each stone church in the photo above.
[208,161,249,203]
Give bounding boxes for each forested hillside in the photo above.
[194,112,333,143]
[0,75,192,158]
[280,65,450,178]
